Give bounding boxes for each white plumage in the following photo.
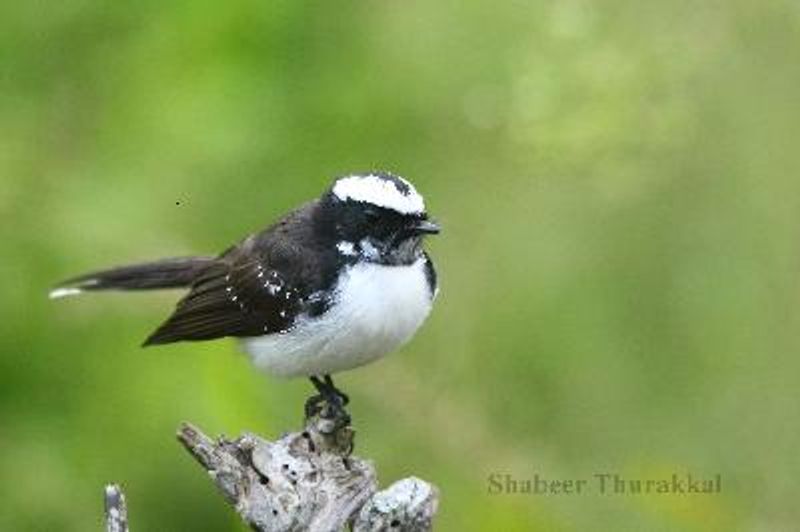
[243,256,434,377]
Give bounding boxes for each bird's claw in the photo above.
[305,376,351,430]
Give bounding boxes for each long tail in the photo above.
[49,257,215,299]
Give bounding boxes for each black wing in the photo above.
[143,256,302,345]
[143,204,337,346]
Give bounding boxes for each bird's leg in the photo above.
[305,375,350,425]
[323,374,349,406]
[304,393,326,420]
[304,376,327,419]
[313,375,349,408]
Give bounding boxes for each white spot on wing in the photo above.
[332,174,425,215]
[243,257,435,377]
[265,282,279,295]
[337,241,356,256]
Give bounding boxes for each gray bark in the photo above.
[104,484,128,532]
[103,404,438,531]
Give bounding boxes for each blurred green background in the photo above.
[2,1,799,530]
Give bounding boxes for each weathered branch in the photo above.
[101,404,438,531]
[104,484,128,532]
[176,405,439,531]
[354,478,439,531]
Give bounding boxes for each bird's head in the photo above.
[318,172,440,265]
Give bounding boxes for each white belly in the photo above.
[242,257,434,378]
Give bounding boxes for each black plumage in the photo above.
[51,174,439,351]
[142,201,343,345]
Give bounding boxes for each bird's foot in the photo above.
[303,394,351,436]
[327,383,349,407]
[304,393,326,419]
[324,375,351,409]
[305,376,351,432]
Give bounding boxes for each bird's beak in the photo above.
[411,218,441,235]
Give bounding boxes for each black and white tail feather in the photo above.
[49,257,214,297]
[47,202,330,350]
[49,256,231,346]
[49,172,439,379]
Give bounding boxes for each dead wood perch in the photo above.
[102,405,438,530]
[173,403,439,531]
[104,484,128,532]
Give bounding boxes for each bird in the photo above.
[50,172,440,417]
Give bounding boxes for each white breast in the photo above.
[242,257,434,378]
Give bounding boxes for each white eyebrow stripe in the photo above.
[332,174,425,215]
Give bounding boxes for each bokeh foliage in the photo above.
[2,1,799,530]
